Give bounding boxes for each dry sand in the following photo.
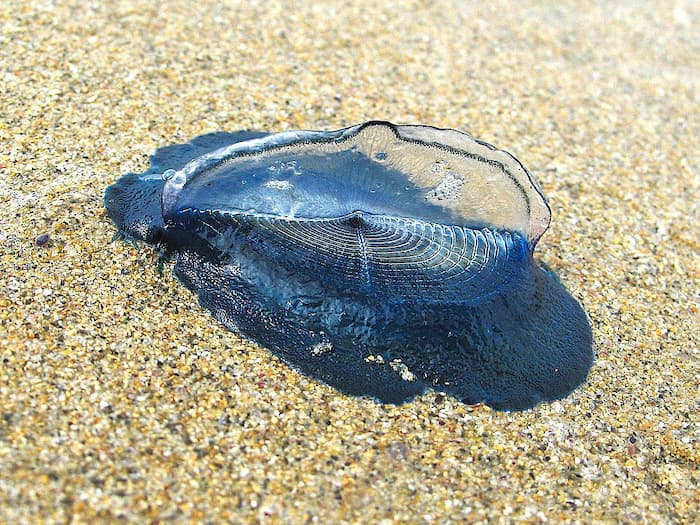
[1,1,698,523]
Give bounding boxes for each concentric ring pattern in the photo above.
[183,208,528,304]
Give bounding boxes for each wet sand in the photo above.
[1,1,698,523]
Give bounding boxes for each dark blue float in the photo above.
[105,122,592,410]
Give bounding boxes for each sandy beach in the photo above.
[1,1,698,522]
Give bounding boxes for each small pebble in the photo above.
[35,233,50,246]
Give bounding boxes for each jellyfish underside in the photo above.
[105,122,593,410]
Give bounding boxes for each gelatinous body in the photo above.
[105,122,593,410]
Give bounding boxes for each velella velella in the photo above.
[104,121,593,410]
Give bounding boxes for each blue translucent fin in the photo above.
[105,131,269,241]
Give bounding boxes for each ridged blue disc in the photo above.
[105,122,593,410]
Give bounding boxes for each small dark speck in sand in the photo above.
[35,233,50,246]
